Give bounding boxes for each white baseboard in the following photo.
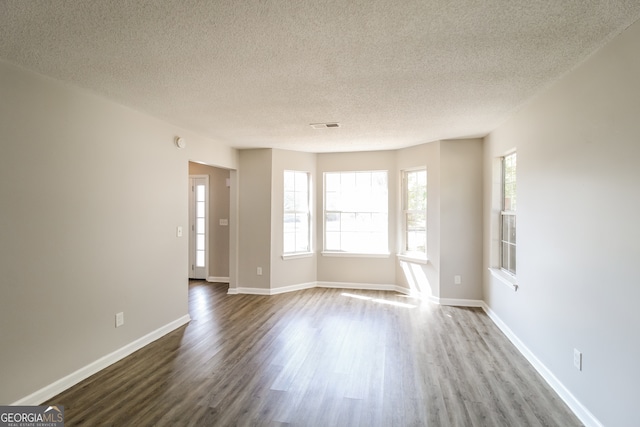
[207,276,230,283]
[317,281,410,294]
[269,282,317,295]
[228,282,317,295]
[482,303,602,427]
[429,297,484,307]
[228,281,413,296]
[12,314,191,406]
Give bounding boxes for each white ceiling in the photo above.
[1,1,640,153]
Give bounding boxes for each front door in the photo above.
[189,176,208,279]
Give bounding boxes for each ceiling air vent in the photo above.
[310,123,340,129]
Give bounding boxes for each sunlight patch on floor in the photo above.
[341,292,416,309]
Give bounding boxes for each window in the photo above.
[284,171,310,254]
[324,171,388,254]
[501,152,516,275]
[402,169,427,256]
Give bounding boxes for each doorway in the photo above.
[188,162,232,285]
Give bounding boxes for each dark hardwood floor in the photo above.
[48,281,582,426]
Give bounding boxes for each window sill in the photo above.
[396,254,428,264]
[282,252,314,260]
[488,268,518,291]
[321,251,390,258]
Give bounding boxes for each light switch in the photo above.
[176,226,183,237]
[219,219,229,226]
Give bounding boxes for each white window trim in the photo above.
[489,268,518,291]
[282,252,314,260]
[322,251,390,258]
[396,253,428,264]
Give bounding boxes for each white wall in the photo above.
[0,60,237,404]
[483,19,640,427]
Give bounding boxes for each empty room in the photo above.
[1,1,639,426]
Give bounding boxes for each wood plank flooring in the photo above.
[47,281,582,426]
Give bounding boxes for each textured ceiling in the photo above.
[1,1,640,152]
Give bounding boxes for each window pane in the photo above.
[296,215,309,251]
[402,169,427,255]
[284,214,297,232]
[196,201,205,218]
[284,192,295,211]
[407,212,426,231]
[342,232,358,252]
[407,230,426,253]
[295,171,307,190]
[502,214,516,244]
[284,171,295,191]
[509,245,517,275]
[501,242,516,275]
[326,212,340,231]
[503,153,516,211]
[342,172,356,190]
[196,251,205,267]
[325,173,339,192]
[372,171,387,188]
[196,234,205,251]
[342,213,357,231]
[502,242,510,272]
[196,185,205,202]
[284,233,295,253]
[326,192,340,211]
[326,232,340,251]
[284,171,310,254]
[196,218,205,234]
[323,171,388,253]
[295,191,308,211]
[501,153,516,274]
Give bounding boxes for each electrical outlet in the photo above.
[454,275,461,285]
[257,267,262,276]
[115,312,124,328]
[573,349,582,371]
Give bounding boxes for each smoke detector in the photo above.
[310,123,340,129]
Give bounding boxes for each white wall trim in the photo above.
[429,297,484,307]
[317,281,411,295]
[396,254,429,265]
[269,282,316,294]
[228,281,413,296]
[281,252,314,260]
[482,303,602,427]
[227,287,270,295]
[320,252,391,258]
[11,314,191,406]
[207,276,230,283]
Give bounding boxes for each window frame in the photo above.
[322,170,389,256]
[283,170,311,256]
[401,168,427,259]
[500,152,516,276]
